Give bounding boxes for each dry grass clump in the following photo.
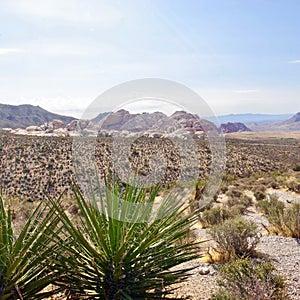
[210,258,288,300]
[258,196,300,238]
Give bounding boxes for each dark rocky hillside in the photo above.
[220,122,251,133]
[0,103,76,129]
[282,112,300,124]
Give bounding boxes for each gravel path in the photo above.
[170,210,300,300]
[169,259,218,300]
[170,235,300,300]
[266,188,300,204]
[257,235,300,300]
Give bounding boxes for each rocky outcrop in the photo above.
[220,122,252,133]
[66,120,78,131]
[94,109,217,134]
[4,109,218,137]
[5,119,78,137]
[40,119,65,132]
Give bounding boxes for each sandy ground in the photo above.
[226,131,300,140]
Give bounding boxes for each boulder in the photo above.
[52,119,65,130]
[26,126,42,132]
[66,120,78,131]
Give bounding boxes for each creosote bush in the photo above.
[209,217,260,261]
[210,258,288,300]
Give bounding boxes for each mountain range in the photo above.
[206,113,294,125]
[248,112,300,132]
[0,103,299,134]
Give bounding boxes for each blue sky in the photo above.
[0,0,300,117]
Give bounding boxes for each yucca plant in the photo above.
[49,181,201,299]
[0,194,63,299]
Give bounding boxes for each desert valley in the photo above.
[0,103,300,299]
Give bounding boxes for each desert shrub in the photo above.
[223,173,237,184]
[258,195,284,217]
[210,290,232,300]
[254,190,266,201]
[287,179,300,193]
[219,182,229,194]
[226,189,243,198]
[293,165,300,172]
[209,217,260,261]
[268,181,280,189]
[210,258,288,300]
[227,195,252,208]
[200,206,234,228]
[259,197,300,238]
[279,203,300,238]
[230,204,248,215]
[50,183,201,299]
[226,195,253,214]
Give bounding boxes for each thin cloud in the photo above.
[233,89,260,94]
[288,60,300,64]
[5,0,122,28]
[0,48,22,55]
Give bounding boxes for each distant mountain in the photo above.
[220,122,251,133]
[0,103,76,129]
[247,112,300,132]
[282,112,300,124]
[91,112,110,124]
[207,113,293,125]
[273,112,300,131]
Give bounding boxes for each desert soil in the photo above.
[1,131,300,299]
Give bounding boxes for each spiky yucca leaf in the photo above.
[50,182,201,299]
[0,195,63,300]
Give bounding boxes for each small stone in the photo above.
[199,267,210,275]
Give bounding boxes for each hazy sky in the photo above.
[0,0,300,117]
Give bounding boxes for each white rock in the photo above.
[199,267,210,275]
[26,126,42,132]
